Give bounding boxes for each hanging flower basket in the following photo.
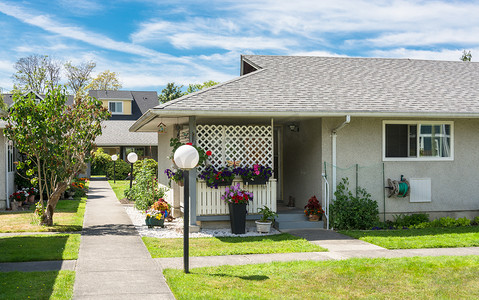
[243,177,268,185]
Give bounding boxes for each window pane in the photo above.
[385,124,408,157]
[409,125,417,157]
[419,124,451,157]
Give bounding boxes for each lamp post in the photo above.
[127,152,138,189]
[173,145,199,274]
[111,155,118,183]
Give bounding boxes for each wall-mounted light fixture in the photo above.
[288,123,299,132]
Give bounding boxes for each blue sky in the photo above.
[1,0,478,92]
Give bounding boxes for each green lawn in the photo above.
[108,180,130,201]
[340,226,479,249]
[0,234,80,262]
[0,271,75,300]
[0,199,86,233]
[164,256,479,299]
[143,233,325,258]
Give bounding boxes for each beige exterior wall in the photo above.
[321,117,479,220]
[0,134,6,209]
[157,127,175,186]
[283,119,322,209]
[100,100,132,115]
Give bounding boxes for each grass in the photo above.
[0,271,75,300]
[143,233,325,258]
[340,226,479,249]
[0,199,86,233]
[108,180,130,201]
[0,234,80,262]
[164,256,479,299]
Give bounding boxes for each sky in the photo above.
[0,0,478,93]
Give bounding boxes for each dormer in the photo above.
[90,90,133,116]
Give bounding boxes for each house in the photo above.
[131,55,479,228]
[90,90,159,161]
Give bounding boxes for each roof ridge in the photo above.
[158,68,267,109]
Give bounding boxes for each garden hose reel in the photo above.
[385,175,410,198]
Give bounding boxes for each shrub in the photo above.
[127,161,167,211]
[330,178,379,230]
[474,216,479,225]
[105,159,130,180]
[393,213,429,228]
[91,148,112,175]
[410,216,472,229]
[133,158,158,178]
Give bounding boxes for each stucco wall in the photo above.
[283,119,322,209]
[157,128,175,186]
[322,117,479,219]
[0,134,6,209]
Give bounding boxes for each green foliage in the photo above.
[126,162,166,211]
[330,178,379,230]
[461,50,472,61]
[105,159,130,180]
[411,216,472,229]
[475,216,479,225]
[85,70,122,90]
[393,213,429,228]
[13,54,61,93]
[186,80,219,93]
[91,148,112,175]
[133,158,158,177]
[257,206,278,222]
[158,82,185,103]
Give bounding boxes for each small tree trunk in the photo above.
[41,182,68,226]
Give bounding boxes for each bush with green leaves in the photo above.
[105,159,130,180]
[126,161,167,211]
[411,216,472,229]
[91,148,112,175]
[330,178,379,230]
[133,158,158,178]
[393,213,429,228]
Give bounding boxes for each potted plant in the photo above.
[304,195,324,221]
[198,166,236,188]
[165,168,184,186]
[255,206,278,233]
[235,164,273,185]
[145,198,171,228]
[221,183,254,234]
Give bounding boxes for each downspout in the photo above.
[331,115,351,198]
[5,140,9,209]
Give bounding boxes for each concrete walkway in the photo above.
[73,179,175,300]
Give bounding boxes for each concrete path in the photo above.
[73,179,175,300]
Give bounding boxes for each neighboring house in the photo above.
[90,90,159,161]
[136,56,479,227]
[0,109,14,209]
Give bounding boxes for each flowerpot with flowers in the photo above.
[255,206,278,233]
[304,195,324,221]
[165,168,184,186]
[221,183,254,234]
[145,198,171,228]
[199,166,236,189]
[235,164,273,185]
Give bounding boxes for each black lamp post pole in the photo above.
[129,163,134,189]
[113,161,116,183]
[183,170,189,274]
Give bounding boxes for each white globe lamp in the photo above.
[174,145,199,170]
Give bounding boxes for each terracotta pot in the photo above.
[308,214,320,222]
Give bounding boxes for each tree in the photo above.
[158,82,185,103]
[86,70,122,90]
[13,54,62,94]
[186,80,219,94]
[3,86,110,225]
[64,61,96,99]
[461,50,472,61]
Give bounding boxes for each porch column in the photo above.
[188,116,197,226]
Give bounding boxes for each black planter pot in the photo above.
[242,177,268,185]
[228,203,247,234]
[215,178,234,187]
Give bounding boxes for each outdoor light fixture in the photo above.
[111,155,118,183]
[127,152,138,189]
[173,144,199,274]
[288,123,299,132]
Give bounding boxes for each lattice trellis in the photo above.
[196,125,273,170]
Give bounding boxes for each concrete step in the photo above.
[276,213,308,222]
[277,220,324,230]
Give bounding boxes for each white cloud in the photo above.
[370,48,477,61]
[289,50,347,57]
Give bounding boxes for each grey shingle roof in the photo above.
[95,121,157,146]
[153,55,479,115]
[89,90,158,120]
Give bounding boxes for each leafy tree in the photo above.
[186,80,219,94]
[461,50,472,61]
[158,82,185,103]
[3,86,110,225]
[13,54,62,93]
[64,61,96,99]
[0,88,7,111]
[91,148,112,175]
[86,70,122,90]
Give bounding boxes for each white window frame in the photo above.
[382,120,454,162]
[108,101,123,114]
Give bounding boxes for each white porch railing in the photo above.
[196,179,277,216]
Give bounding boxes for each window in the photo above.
[383,121,453,161]
[108,101,123,114]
